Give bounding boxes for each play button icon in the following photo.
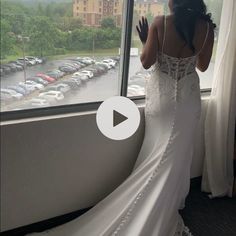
[96,96,140,140]
[113,110,128,127]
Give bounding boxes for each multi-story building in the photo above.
[134,0,165,17]
[73,0,165,27]
[73,0,123,27]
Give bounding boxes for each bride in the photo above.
[30,0,215,235]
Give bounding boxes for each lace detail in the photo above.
[174,215,194,236]
[154,52,197,81]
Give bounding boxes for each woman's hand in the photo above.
[136,17,149,45]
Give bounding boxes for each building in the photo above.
[73,0,164,27]
[134,0,165,17]
[72,0,123,27]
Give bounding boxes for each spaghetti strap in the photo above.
[196,22,210,56]
[162,15,167,54]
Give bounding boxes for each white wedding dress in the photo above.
[30,16,209,236]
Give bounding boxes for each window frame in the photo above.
[0,0,211,122]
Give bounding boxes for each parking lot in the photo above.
[0,56,213,112]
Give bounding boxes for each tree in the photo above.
[0,19,15,59]
[28,16,57,56]
[101,17,116,28]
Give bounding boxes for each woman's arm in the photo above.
[197,23,215,72]
[140,21,159,70]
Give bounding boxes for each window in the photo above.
[128,0,223,97]
[0,0,124,113]
[0,0,224,118]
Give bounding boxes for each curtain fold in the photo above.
[201,0,236,198]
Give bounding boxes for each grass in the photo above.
[47,48,119,61]
[1,48,120,64]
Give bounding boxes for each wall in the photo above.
[0,98,208,232]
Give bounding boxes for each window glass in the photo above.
[128,0,223,97]
[0,0,124,112]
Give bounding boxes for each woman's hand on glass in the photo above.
[136,17,149,45]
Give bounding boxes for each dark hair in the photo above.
[172,0,216,53]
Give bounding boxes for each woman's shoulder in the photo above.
[152,15,165,28]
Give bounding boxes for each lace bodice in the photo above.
[154,52,198,81]
[152,14,209,81]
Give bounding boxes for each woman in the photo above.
[30,0,215,235]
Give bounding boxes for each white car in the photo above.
[95,62,110,70]
[39,91,64,102]
[26,56,43,64]
[18,57,36,66]
[73,72,89,78]
[45,83,70,94]
[76,57,93,65]
[72,73,89,82]
[29,98,50,107]
[102,59,116,68]
[1,89,23,100]
[83,57,95,64]
[20,81,44,90]
[80,70,94,79]
[19,83,37,92]
[128,85,145,96]
[103,59,116,67]
[100,61,112,69]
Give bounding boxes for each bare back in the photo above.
[141,14,214,71]
[156,15,210,58]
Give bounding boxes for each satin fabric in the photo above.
[29,61,200,235]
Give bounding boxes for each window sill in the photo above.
[0,90,211,125]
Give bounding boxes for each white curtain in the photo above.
[201,0,236,198]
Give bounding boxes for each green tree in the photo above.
[28,16,57,57]
[101,17,116,28]
[0,19,15,59]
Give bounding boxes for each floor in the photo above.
[2,178,236,236]
[180,179,236,236]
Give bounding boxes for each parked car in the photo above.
[29,98,50,107]
[19,80,44,90]
[69,59,86,68]
[63,63,80,70]
[102,59,116,68]
[62,79,81,89]
[3,64,17,72]
[46,70,64,79]
[37,73,56,83]
[110,56,120,62]
[18,83,36,93]
[72,74,89,82]
[76,57,92,65]
[26,56,43,64]
[79,70,94,79]
[1,88,23,100]
[1,65,11,74]
[85,67,100,77]
[39,91,64,102]
[128,86,145,96]
[0,68,4,76]
[44,83,70,94]
[59,66,77,74]
[83,57,95,63]
[7,85,28,95]
[18,58,35,66]
[93,65,107,74]
[27,76,49,85]
[7,62,23,71]
[95,62,110,70]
